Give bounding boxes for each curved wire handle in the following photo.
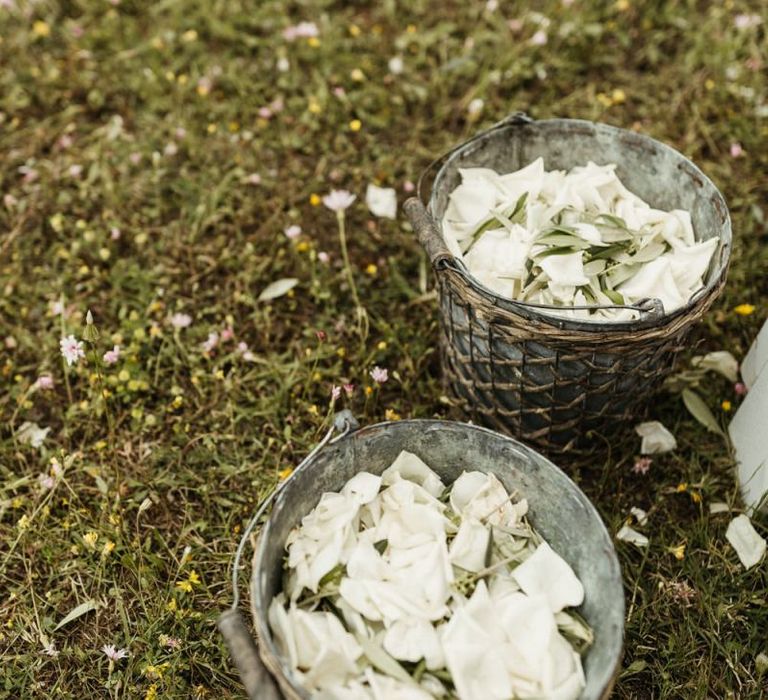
[228,410,359,611]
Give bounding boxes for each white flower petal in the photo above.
[450,471,525,526]
[511,542,584,613]
[449,518,490,572]
[617,257,687,312]
[342,472,382,505]
[383,618,444,670]
[630,506,649,526]
[635,420,677,454]
[380,451,445,498]
[616,524,649,548]
[726,514,766,569]
[539,252,589,288]
[691,350,739,383]
[365,184,397,219]
[667,237,718,292]
[17,421,51,448]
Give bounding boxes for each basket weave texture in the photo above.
[406,117,731,458]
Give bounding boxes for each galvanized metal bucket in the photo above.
[404,114,731,457]
[219,415,625,699]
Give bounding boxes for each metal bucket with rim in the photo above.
[404,114,731,457]
[219,413,625,699]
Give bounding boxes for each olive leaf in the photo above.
[682,388,724,436]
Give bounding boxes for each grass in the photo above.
[0,0,767,697]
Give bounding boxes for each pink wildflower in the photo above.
[35,374,54,390]
[318,251,330,264]
[284,224,302,240]
[170,312,192,329]
[102,345,120,365]
[322,190,356,212]
[220,326,234,342]
[331,385,341,401]
[202,332,219,353]
[343,383,355,396]
[282,21,319,41]
[632,457,652,475]
[60,335,85,366]
[729,142,744,158]
[370,366,388,384]
[102,645,129,662]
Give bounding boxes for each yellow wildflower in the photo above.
[296,241,310,253]
[721,400,732,412]
[365,386,373,396]
[350,68,365,82]
[175,580,193,593]
[349,24,361,37]
[102,541,115,556]
[615,0,630,10]
[144,684,158,700]
[377,341,387,350]
[385,408,401,421]
[734,304,755,316]
[278,467,293,480]
[349,119,362,132]
[32,21,50,37]
[611,88,626,104]
[83,531,98,549]
[676,482,688,493]
[365,263,377,276]
[307,36,320,47]
[182,29,198,42]
[596,93,613,108]
[309,193,321,206]
[308,404,319,416]
[704,79,715,91]
[669,543,686,560]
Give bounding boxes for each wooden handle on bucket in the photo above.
[218,609,282,700]
[404,197,454,269]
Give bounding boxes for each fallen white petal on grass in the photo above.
[630,506,649,526]
[709,502,730,515]
[635,420,677,454]
[365,184,397,219]
[617,524,649,547]
[691,350,740,382]
[17,421,51,449]
[725,514,766,570]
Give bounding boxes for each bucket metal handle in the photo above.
[218,410,360,700]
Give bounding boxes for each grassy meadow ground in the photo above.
[1,0,767,697]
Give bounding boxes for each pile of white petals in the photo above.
[440,158,718,321]
[269,451,591,699]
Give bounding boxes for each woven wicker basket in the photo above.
[405,114,731,458]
